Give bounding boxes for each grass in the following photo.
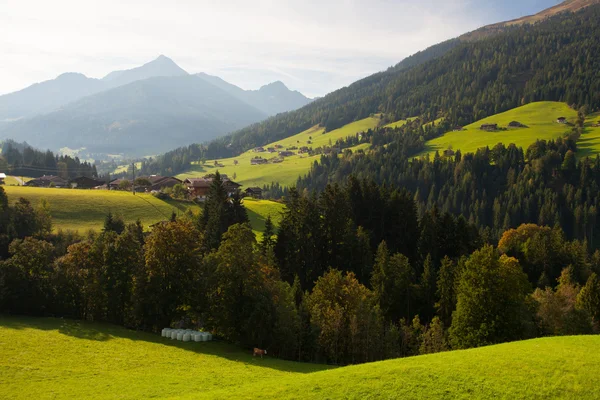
[384,117,417,129]
[576,112,600,159]
[244,198,285,239]
[0,316,330,400]
[419,102,577,157]
[2,186,282,236]
[177,116,382,188]
[2,315,600,399]
[2,176,21,186]
[3,186,201,232]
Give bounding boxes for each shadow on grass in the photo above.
[0,314,332,374]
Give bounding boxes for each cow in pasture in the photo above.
[253,348,267,358]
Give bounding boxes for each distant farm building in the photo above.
[184,176,241,198]
[136,175,182,191]
[480,124,498,131]
[557,117,568,124]
[267,147,276,153]
[279,151,295,157]
[253,147,265,152]
[251,157,268,165]
[26,175,68,188]
[453,126,464,131]
[70,176,105,189]
[0,173,5,185]
[443,149,455,157]
[508,121,526,128]
[299,146,310,154]
[245,187,263,199]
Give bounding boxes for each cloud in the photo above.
[0,0,558,97]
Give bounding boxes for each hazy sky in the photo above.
[1,0,562,98]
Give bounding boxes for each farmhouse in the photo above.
[70,176,105,189]
[267,147,276,153]
[0,173,5,185]
[26,175,69,188]
[253,147,265,152]
[245,187,263,199]
[299,146,310,154]
[480,124,498,131]
[443,149,455,157]
[508,121,526,128]
[184,176,241,198]
[557,117,568,124]
[137,175,182,191]
[279,151,295,157]
[453,126,463,131]
[108,178,130,190]
[251,157,268,165]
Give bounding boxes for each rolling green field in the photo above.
[2,186,282,235]
[177,116,382,188]
[1,315,599,399]
[419,102,577,157]
[384,117,417,129]
[576,112,600,159]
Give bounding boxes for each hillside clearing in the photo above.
[177,116,381,188]
[1,316,599,399]
[0,316,330,400]
[419,102,576,157]
[3,186,200,232]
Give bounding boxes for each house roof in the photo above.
[0,173,6,179]
[185,176,241,189]
[28,175,68,185]
[246,187,262,192]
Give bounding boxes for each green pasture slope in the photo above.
[177,116,382,188]
[2,186,281,235]
[420,102,577,157]
[3,186,200,232]
[1,316,599,399]
[577,111,600,159]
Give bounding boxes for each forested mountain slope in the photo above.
[145,3,600,174]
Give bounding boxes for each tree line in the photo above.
[2,172,600,365]
[0,140,98,179]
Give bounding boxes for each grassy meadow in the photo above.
[3,186,200,232]
[177,116,382,188]
[419,102,577,157]
[1,315,599,399]
[576,111,600,159]
[2,186,282,236]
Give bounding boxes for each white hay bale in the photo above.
[170,330,178,339]
[183,333,191,342]
[176,331,184,341]
[207,333,213,341]
[193,333,202,342]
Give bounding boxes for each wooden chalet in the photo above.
[245,187,263,199]
[480,124,498,131]
[556,117,568,124]
[253,147,266,152]
[70,176,105,189]
[278,150,295,157]
[251,158,268,165]
[443,149,455,157]
[136,175,182,191]
[26,175,68,188]
[184,176,241,198]
[508,121,525,128]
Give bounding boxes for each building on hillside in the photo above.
[508,121,526,128]
[26,175,68,188]
[274,144,283,149]
[184,176,241,199]
[299,146,310,154]
[70,176,105,189]
[278,151,295,157]
[244,187,263,199]
[480,124,498,131]
[108,178,130,190]
[453,126,464,131]
[557,117,568,124]
[0,173,5,185]
[443,149,455,157]
[253,147,265,152]
[251,157,268,165]
[136,175,182,191]
[267,147,276,153]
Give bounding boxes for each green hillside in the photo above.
[576,111,600,159]
[1,315,599,400]
[3,186,280,236]
[177,116,381,187]
[420,102,577,157]
[4,186,200,232]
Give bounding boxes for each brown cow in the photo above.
[253,348,267,358]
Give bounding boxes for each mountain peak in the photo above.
[102,55,188,86]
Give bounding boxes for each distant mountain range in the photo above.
[0,56,312,158]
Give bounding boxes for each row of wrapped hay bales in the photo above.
[161,328,213,342]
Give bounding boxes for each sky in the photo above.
[0,0,563,98]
